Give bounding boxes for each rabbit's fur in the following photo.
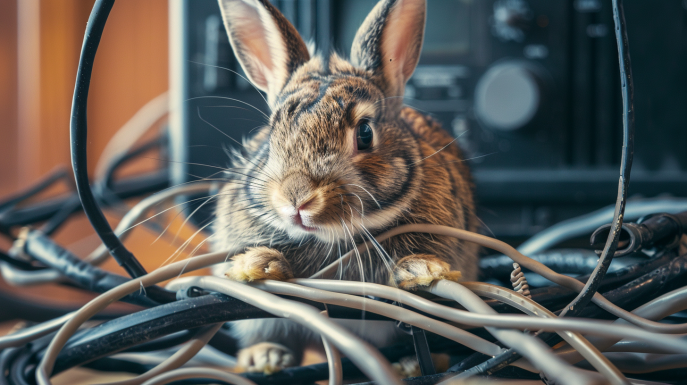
[213,0,479,373]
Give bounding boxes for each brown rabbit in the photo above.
[213,0,479,374]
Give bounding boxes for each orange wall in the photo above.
[0,0,186,311]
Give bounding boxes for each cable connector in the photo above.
[510,263,531,299]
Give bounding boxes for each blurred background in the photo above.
[0,0,686,337]
[0,0,174,338]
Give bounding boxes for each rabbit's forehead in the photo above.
[270,74,382,147]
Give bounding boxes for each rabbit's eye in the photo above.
[356,121,374,150]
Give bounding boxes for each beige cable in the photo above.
[140,367,256,385]
[312,224,687,333]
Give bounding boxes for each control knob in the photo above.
[474,61,543,132]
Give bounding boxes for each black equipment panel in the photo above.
[171,0,687,239]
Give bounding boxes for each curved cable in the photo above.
[559,0,635,318]
[69,0,146,278]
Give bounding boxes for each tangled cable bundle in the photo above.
[2,0,687,384]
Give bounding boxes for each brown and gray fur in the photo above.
[213,0,479,373]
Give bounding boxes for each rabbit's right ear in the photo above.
[218,0,310,107]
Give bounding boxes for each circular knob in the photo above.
[474,61,542,132]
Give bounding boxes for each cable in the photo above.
[559,0,634,318]
[140,368,255,385]
[0,313,75,350]
[0,170,169,228]
[155,277,403,385]
[102,137,164,192]
[100,323,223,385]
[314,223,687,333]
[34,251,401,385]
[320,310,343,385]
[516,198,687,255]
[292,279,687,355]
[21,229,172,306]
[1,182,213,287]
[555,285,687,365]
[0,168,71,213]
[86,182,214,266]
[459,282,628,385]
[94,92,168,181]
[166,278,502,356]
[69,0,147,279]
[428,280,597,385]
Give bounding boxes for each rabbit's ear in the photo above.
[218,0,310,106]
[351,0,426,102]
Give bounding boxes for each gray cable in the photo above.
[585,352,687,374]
[0,312,73,350]
[176,277,403,385]
[517,198,687,255]
[140,367,256,385]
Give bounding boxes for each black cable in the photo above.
[0,249,44,271]
[0,168,70,213]
[456,251,687,377]
[40,197,82,236]
[70,0,147,279]
[459,1,637,376]
[9,346,33,385]
[22,229,175,306]
[0,170,169,229]
[0,348,22,385]
[559,0,635,318]
[102,136,164,191]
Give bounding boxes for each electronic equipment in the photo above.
[170,0,687,239]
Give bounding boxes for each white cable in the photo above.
[517,198,687,255]
[427,280,598,385]
[33,254,403,385]
[243,280,503,356]
[555,285,687,364]
[461,281,628,385]
[175,276,403,385]
[140,367,256,385]
[311,224,687,333]
[293,279,687,355]
[95,92,169,181]
[321,310,343,385]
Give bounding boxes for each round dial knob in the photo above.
[474,61,542,132]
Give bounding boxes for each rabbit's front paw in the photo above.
[236,342,296,374]
[391,254,462,290]
[225,247,293,282]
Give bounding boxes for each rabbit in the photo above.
[212,0,480,374]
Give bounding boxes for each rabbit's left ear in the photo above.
[218,0,310,107]
[351,0,426,103]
